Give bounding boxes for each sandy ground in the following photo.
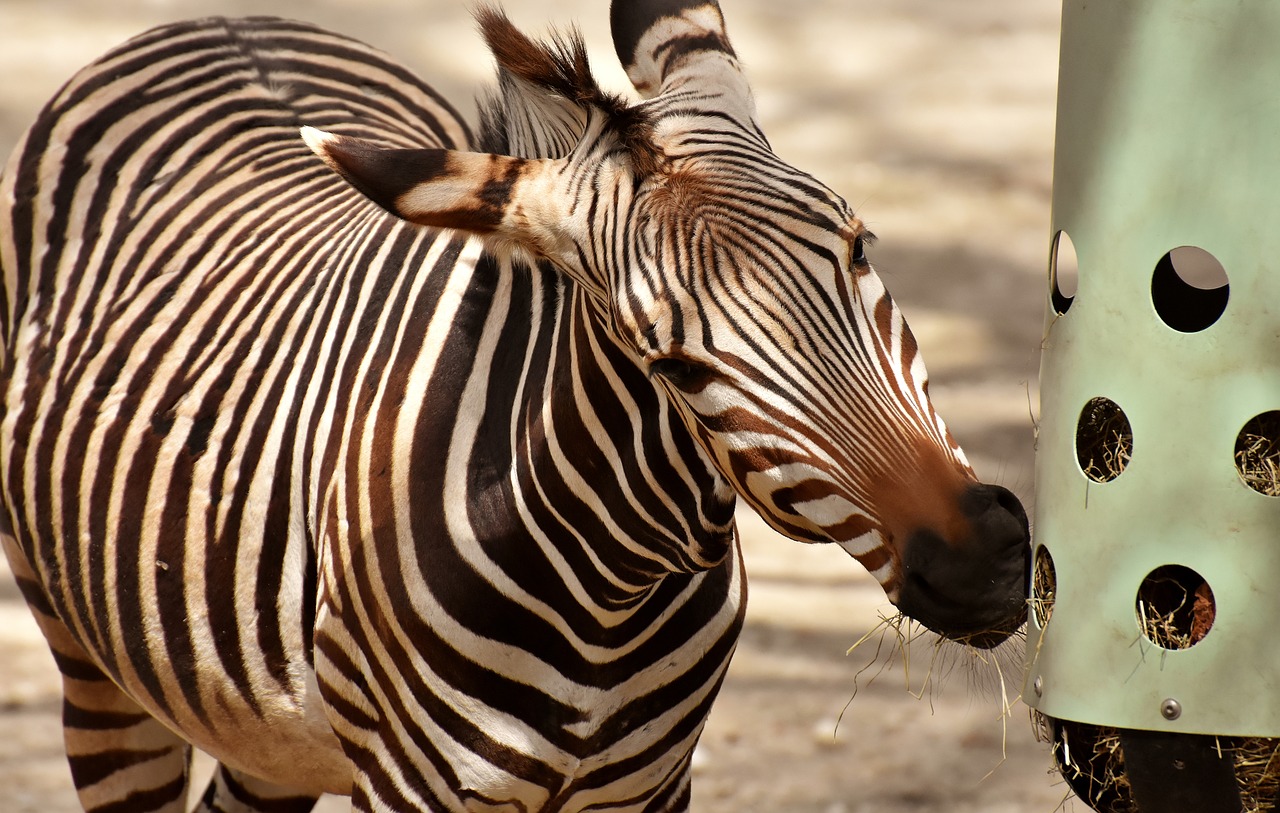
[0,0,1077,810]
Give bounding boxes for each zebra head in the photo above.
[301,1,1030,646]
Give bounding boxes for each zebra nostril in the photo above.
[961,483,1030,542]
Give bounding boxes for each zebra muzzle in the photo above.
[893,483,1031,648]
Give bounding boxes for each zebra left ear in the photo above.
[301,128,587,277]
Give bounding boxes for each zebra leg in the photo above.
[193,764,320,813]
[59,641,191,812]
[645,756,693,813]
[1,532,189,811]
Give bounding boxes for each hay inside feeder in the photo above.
[1037,714,1280,813]
[1075,397,1133,483]
[1031,544,1056,627]
[1236,411,1280,496]
[1135,566,1214,651]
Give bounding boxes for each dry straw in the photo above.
[1036,713,1280,813]
[1075,398,1133,483]
[1236,412,1280,496]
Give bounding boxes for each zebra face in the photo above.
[302,1,1029,647]
[615,174,1031,649]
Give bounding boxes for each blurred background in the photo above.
[0,0,1070,810]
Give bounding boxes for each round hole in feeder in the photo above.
[1151,246,1229,333]
[1235,410,1280,497]
[1049,230,1078,315]
[1135,565,1215,650]
[1032,545,1056,627]
[1075,397,1132,483]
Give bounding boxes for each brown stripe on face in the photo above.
[869,433,974,553]
[853,544,893,579]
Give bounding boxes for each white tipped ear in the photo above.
[299,125,335,155]
[302,127,523,233]
[301,128,601,292]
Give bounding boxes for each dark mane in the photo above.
[474,6,659,172]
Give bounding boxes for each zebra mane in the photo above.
[475,6,660,174]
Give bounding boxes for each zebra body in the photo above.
[0,4,1029,811]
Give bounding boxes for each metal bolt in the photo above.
[1033,676,1044,698]
[1161,697,1182,721]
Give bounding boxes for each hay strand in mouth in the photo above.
[842,611,1026,777]
[843,611,926,698]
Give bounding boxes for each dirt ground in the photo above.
[0,0,1077,810]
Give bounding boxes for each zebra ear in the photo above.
[301,127,536,233]
[301,126,584,262]
[301,127,604,291]
[610,0,754,112]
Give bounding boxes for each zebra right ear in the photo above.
[610,0,755,121]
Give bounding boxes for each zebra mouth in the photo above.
[896,569,1028,650]
[945,607,1027,650]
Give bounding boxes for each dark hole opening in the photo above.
[1151,246,1229,333]
[1050,230,1078,315]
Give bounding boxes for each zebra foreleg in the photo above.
[59,651,191,812]
[644,756,693,813]
[193,764,320,813]
[0,533,190,812]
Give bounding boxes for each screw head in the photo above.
[1161,697,1182,720]
[1033,676,1044,698]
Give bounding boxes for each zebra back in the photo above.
[0,12,480,740]
[1,15,471,346]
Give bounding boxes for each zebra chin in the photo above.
[890,483,1032,649]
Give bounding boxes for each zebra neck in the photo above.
[429,252,738,599]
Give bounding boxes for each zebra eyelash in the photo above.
[648,355,716,392]
[851,230,876,268]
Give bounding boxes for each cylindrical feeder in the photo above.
[1027,2,1280,811]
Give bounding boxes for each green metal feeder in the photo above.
[1027,1,1280,810]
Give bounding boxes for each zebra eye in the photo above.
[851,235,867,266]
[648,356,715,391]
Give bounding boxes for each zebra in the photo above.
[0,1,1030,811]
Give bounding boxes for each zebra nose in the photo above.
[893,483,1031,648]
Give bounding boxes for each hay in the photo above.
[1236,412,1280,495]
[1031,546,1056,627]
[1133,566,1216,650]
[1236,737,1280,812]
[1038,715,1280,813]
[1075,398,1133,483]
